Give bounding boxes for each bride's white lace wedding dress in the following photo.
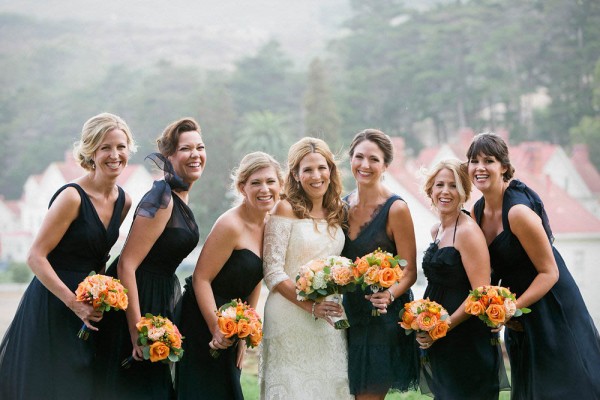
[259,215,353,400]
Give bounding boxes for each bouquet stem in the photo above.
[77,324,90,340]
[324,293,350,329]
[209,348,221,359]
[121,356,134,369]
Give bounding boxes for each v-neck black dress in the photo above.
[341,194,419,395]
[176,249,263,400]
[0,183,125,400]
[474,180,600,399]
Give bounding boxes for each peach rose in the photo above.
[237,319,252,338]
[104,291,118,308]
[465,298,486,316]
[217,317,238,338]
[429,321,449,340]
[116,292,128,310]
[393,267,403,281]
[148,341,170,362]
[75,285,89,301]
[364,267,380,285]
[331,266,353,286]
[504,299,517,318]
[486,304,506,326]
[416,312,438,331]
[380,257,392,269]
[296,276,311,293]
[249,319,262,336]
[168,331,182,349]
[490,295,504,305]
[378,267,397,288]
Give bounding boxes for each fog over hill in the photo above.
[0,0,350,68]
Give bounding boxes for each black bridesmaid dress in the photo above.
[474,180,600,399]
[341,194,419,395]
[0,183,125,400]
[420,214,509,399]
[176,249,263,400]
[95,154,199,400]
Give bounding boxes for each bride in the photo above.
[259,137,353,400]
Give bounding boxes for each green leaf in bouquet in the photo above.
[168,352,180,362]
[142,346,150,360]
[145,313,154,318]
[520,307,531,314]
[316,289,328,296]
[139,336,148,346]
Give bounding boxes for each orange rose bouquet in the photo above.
[210,299,263,358]
[465,285,531,328]
[122,313,184,368]
[295,256,357,329]
[75,272,128,340]
[399,298,451,342]
[353,248,406,316]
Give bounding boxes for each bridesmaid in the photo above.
[95,117,205,399]
[176,152,283,399]
[467,132,600,399]
[416,159,509,399]
[0,113,135,400]
[341,129,419,399]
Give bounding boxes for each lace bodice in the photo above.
[263,215,345,290]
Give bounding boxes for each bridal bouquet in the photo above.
[353,248,406,316]
[465,285,531,328]
[210,299,263,358]
[75,272,128,340]
[399,298,450,341]
[122,314,184,367]
[295,256,357,329]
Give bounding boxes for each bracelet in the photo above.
[387,290,395,304]
[311,302,318,320]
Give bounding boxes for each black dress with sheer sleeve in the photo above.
[341,194,419,395]
[176,249,263,400]
[419,214,509,399]
[474,180,600,399]
[0,183,125,400]
[94,154,199,400]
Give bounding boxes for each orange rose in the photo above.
[378,267,397,288]
[92,297,102,309]
[168,331,182,349]
[416,312,438,331]
[148,341,170,362]
[249,330,263,347]
[485,287,499,299]
[479,295,490,306]
[136,316,154,332]
[429,321,449,340]
[380,257,392,269]
[217,317,238,338]
[399,310,414,330]
[490,295,504,305]
[393,267,403,281]
[353,258,370,278]
[116,292,128,310]
[237,319,252,338]
[465,298,486,316]
[486,304,506,326]
[249,319,262,335]
[75,285,89,301]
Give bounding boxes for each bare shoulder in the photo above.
[271,199,297,219]
[211,207,243,239]
[51,185,82,209]
[389,197,409,215]
[455,214,486,248]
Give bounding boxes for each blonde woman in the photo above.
[176,152,283,399]
[0,113,135,400]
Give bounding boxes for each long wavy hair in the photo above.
[283,137,345,230]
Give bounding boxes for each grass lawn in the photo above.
[240,348,511,399]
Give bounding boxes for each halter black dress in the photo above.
[176,249,263,399]
[0,183,125,400]
[94,154,199,400]
[420,214,509,399]
[474,180,600,399]
[341,194,419,395]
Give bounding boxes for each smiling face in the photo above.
[92,128,130,178]
[430,168,461,213]
[168,130,206,185]
[295,152,331,204]
[468,152,507,193]
[350,139,387,185]
[239,166,281,213]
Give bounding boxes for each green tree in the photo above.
[304,58,342,150]
[234,111,293,162]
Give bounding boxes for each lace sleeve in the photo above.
[263,216,293,291]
